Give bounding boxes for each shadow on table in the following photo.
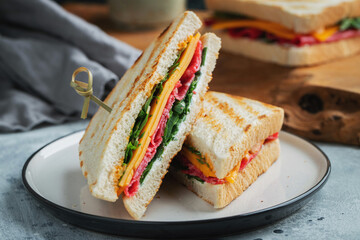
[2,175,110,239]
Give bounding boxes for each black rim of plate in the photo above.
[22,130,331,239]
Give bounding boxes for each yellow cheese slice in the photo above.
[181,147,216,178]
[312,26,339,41]
[119,33,201,189]
[211,19,339,42]
[181,146,240,183]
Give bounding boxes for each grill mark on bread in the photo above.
[159,24,170,38]
[206,94,244,127]
[243,103,259,116]
[258,114,267,120]
[132,53,144,68]
[84,171,88,177]
[202,113,223,133]
[244,124,251,132]
[80,161,83,167]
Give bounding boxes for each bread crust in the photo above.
[171,139,280,208]
[219,32,360,66]
[206,0,360,33]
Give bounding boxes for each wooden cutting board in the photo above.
[64,4,360,146]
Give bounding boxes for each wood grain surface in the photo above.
[64,3,360,146]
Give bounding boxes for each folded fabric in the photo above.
[0,0,141,132]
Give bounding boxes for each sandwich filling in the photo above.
[116,33,208,197]
[206,12,360,47]
[174,132,279,184]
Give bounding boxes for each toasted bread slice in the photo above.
[79,11,203,202]
[206,0,360,33]
[171,139,280,208]
[185,91,283,179]
[122,33,221,219]
[219,31,360,66]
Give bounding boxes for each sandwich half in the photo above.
[171,91,284,208]
[79,11,221,219]
[205,0,360,66]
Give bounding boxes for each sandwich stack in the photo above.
[205,0,360,66]
[171,91,284,208]
[79,11,221,219]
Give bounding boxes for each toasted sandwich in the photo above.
[171,91,284,208]
[79,11,221,219]
[205,0,360,66]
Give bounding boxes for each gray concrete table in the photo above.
[0,121,359,240]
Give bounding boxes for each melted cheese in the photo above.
[118,33,201,189]
[211,20,339,42]
[312,26,339,41]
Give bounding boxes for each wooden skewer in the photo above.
[70,67,112,119]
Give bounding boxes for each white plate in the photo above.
[22,131,330,238]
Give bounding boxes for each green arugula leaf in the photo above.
[201,47,207,67]
[340,18,353,31]
[339,17,360,31]
[186,174,205,184]
[184,144,202,156]
[173,100,186,114]
[184,144,211,168]
[351,18,360,29]
[196,157,207,165]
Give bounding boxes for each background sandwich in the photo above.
[79,11,221,219]
[171,91,283,208]
[205,0,360,66]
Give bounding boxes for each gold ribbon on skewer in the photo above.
[70,67,112,119]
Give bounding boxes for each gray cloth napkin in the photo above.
[0,0,141,132]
